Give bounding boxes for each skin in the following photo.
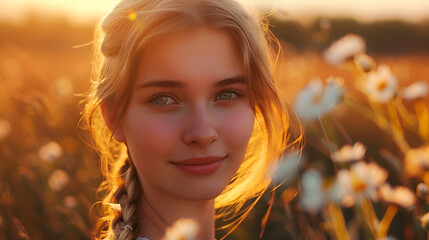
[108,27,255,239]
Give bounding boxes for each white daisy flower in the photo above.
[323,34,366,65]
[274,152,301,182]
[404,145,429,178]
[300,170,326,213]
[294,77,343,121]
[162,218,199,240]
[332,161,388,206]
[38,141,63,163]
[365,65,398,103]
[402,81,428,101]
[379,184,416,208]
[48,169,70,191]
[0,118,11,141]
[331,142,366,163]
[330,169,355,207]
[352,161,388,195]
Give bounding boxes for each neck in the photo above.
[137,185,216,240]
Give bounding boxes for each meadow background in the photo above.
[1,5,429,240]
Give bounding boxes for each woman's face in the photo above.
[113,27,254,200]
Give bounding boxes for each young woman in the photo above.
[83,0,292,239]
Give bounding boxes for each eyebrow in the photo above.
[137,76,246,89]
[215,76,246,87]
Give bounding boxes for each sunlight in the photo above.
[1,0,429,24]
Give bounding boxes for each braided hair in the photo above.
[111,158,141,240]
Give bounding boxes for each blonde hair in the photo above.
[83,0,292,239]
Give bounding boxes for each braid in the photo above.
[112,158,142,240]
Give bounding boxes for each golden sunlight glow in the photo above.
[128,11,138,22]
[1,0,429,24]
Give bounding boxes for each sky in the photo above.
[1,0,429,24]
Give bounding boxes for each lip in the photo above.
[171,156,226,175]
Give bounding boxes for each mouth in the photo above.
[171,156,226,175]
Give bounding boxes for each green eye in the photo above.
[151,95,176,105]
[215,90,240,101]
[218,92,233,100]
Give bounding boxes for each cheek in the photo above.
[219,107,254,151]
[122,112,181,160]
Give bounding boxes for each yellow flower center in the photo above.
[312,93,323,104]
[377,80,387,91]
[351,172,367,192]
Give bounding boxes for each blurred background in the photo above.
[1,0,429,239]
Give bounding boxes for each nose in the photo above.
[183,104,218,147]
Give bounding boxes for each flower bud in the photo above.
[417,183,428,199]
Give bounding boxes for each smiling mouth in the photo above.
[171,156,226,175]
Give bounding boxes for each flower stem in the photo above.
[318,117,332,151]
[328,203,350,240]
[377,204,398,238]
[414,99,429,142]
[329,114,353,145]
[387,100,410,155]
[357,199,378,238]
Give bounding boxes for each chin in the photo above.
[184,189,224,201]
[171,180,230,201]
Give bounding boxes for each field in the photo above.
[1,15,429,239]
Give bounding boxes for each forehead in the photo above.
[135,27,244,86]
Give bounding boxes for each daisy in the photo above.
[404,145,429,178]
[332,161,388,206]
[274,152,301,182]
[300,170,326,213]
[162,218,199,240]
[401,81,428,101]
[351,161,388,195]
[48,169,70,191]
[365,65,398,103]
[379,184,416,208]
[323,34,366,65]
[38,141,63,163]
[331,169,355,207]
[331,142,366,163]
[294,77,343,121]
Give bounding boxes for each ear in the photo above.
[101,104,126,142]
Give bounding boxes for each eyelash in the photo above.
[214,89,242,102]
[149,92,178,107]
[148,89,243,107]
